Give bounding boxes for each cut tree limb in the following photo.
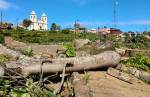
[107,68,135,84]
[21,51,121,77]
[53,63,67,95]
[116,64,150,83]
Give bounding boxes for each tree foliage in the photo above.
[23,19,32,29]
[50,23,60,31]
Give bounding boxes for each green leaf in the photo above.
[64,44,76,57]
[22,93,30,97]
[47,91,57,97]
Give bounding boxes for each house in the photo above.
[127,31,135,38]
[97,27,123,37]
[28,11,48,31]
[0,26,7,30]
[87,29,97,33]
[0,24,13,30]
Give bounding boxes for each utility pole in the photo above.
[16,18,19,27]
[74,20,76,39]
[74,19,79,39]
[113,0,117,28]
[0,11,2,25]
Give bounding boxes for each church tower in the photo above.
[29,11,38,30]
[30,11,37,22]
[40,13,47,30]
[28,11,48,31]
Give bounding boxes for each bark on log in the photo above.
[107,68,135,84]
[116,64,150,83]
[22,51,121,77]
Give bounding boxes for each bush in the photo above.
[21,47,33,57]
[1,30,11,36]
[122,53,150,71]
[130,43,139,49]
[113,42,123,48]
[62,29,70,34]
[0,34,4,44]
[64,44,76,57]
[0,54,11,62]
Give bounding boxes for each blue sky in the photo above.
[0,0,150,32]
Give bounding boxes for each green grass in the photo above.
[10,30,101,44]
[0,54,11,63]
[121,53,150,71]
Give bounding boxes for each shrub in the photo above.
[1,30,11,36]
[130,43,139,49]
[0,54,11,62]
[62,29,70,34]
[0,34,4,44]
[64,44,76,57]
[83,71,90,84]
[21,47,33,57]
[113,42,123,48]
[122,53,150,71]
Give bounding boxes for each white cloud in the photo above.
[0,0,18,10]
[118,20,150,25]
[63,20,150,28]
[81,20,150,26]
[72,0,90,6]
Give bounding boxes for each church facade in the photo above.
[28,11,48,31]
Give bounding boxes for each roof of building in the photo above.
[31,11,36,15]
[42,13,46,17]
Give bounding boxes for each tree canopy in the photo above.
[23,19,32,29]
[50,23,60,31]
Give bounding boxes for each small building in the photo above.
[97,28,123,37]
[0,24,13,30]
[87,29,97,34]
[0,26,7,30]
[127,31,135,38]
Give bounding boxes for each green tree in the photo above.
[74,23,80,30]
[62,29,70,34]
[23,19,32,29]
[50,23,58,31]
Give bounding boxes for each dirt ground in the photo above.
[84,71,150,97]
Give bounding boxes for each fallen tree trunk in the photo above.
[116,64,150,83]
[107,68,135,84]
[22,51,121,77]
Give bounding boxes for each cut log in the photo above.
[107,68,135,84]
[116,64,150,83]
[22,51,121,77]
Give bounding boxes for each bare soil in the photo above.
[84,71,150,97]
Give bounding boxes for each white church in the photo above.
[28,11,48,31]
